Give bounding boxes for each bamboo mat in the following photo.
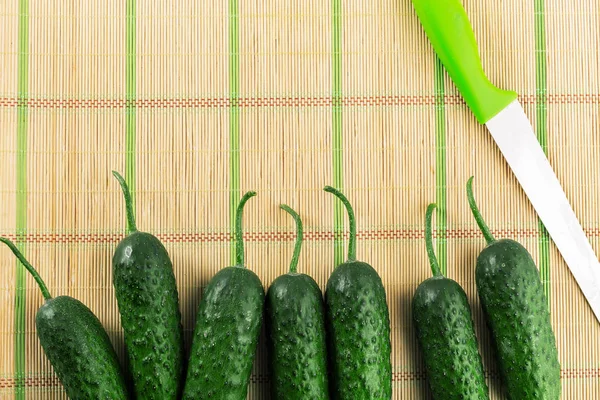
[0,0,599,398]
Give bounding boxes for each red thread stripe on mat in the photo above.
[0,94,598,109]
[0,368,599,388]
[0,376,60,389]
[1,228,600,244]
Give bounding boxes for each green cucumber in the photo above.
[0,238,129,400]
[324,186,392,399]
[112,171,184,399]
[183,191,264,400]
[412,204,489,399]
[265,204,329,399]
[467,177,561,399]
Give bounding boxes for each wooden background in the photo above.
[0,0,599,398]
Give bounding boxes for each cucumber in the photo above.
[412,204,489,399]
[265,205,329,399]
[323,186,392,399]
[112,171,184,399]
[467,177,561,399]
[0,238,129,400]
[183,191,264,400]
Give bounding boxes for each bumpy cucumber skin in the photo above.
[476,239,560,400]
[183,266,265,400]
[325,261,392,400]
[113,231,184,399]
[265,273,329,399]
[36,296,128,400]
[412,276,489,399]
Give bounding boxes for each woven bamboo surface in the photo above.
[0,0,599,398]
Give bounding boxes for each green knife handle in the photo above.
[411,0,517,123]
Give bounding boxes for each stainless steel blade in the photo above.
[486,100,600,321]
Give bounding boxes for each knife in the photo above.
[411,0,600,322]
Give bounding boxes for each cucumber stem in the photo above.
[235,191,257,267]
[112,171,138,233]
[324,186,357,262]
[425,204,443,277]
[466,176,495,245]
[0,237,52,300]
[280,204,303,273]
